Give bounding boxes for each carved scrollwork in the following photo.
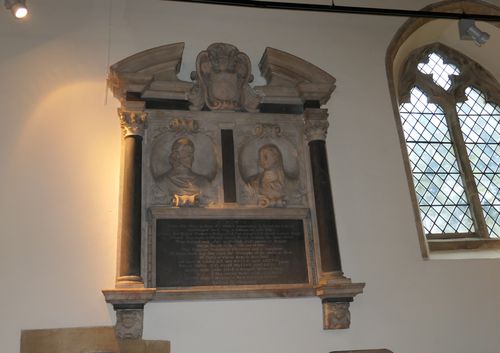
[118,109,148,138]
[189,43,260,112]
[254,123,282,138]
[304,108,329,142]
[168,118,199,133]
[151,118,201,140]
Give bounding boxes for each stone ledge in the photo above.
[20,326,170,353]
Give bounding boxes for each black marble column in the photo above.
[305,108,343,275]
[117,109,147,287]
[309,139,342,273]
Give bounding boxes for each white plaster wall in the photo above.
[1,1,500,353]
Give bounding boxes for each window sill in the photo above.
[427,238,500,260]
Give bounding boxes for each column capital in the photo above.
[304,108,329,142]
[118,108,148,138]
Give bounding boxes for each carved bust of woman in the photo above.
[248,144,287,207]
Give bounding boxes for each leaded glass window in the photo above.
[398,43,500,244]
[400,88,474,235]
[456,88,500,237]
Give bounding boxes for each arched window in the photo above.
[397,43,500,252]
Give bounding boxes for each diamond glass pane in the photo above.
[464,144,499,173]
[420,205,474,234]
[457,87,500,238]
[400,87,474,235]
[483,205,500,238]
[412,173,468,206]
[457,88,500,144]
[407,143,460,174]
[400,88,451,142]
[417,53,460,90]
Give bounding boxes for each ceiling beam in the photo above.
[163,0,500,22]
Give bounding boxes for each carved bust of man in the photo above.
[160,137,210,202]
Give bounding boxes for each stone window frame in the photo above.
[396,42,500,253]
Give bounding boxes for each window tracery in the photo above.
[398,43,500,248]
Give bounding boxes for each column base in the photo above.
[116,275,144,288]
[318,271,349,285]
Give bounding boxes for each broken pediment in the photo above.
[257,47,336,105]
[107,42,191,103]
[108,42,336,111]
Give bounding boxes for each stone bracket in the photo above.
[316,277,365,330]
[103,279,364,336]
[103,289,155,341]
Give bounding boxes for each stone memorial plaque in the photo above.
[104,42,365,333]
[156,219,308,287]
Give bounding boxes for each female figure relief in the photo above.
[248,144,287,207]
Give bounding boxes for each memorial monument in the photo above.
[103,42,365,339]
